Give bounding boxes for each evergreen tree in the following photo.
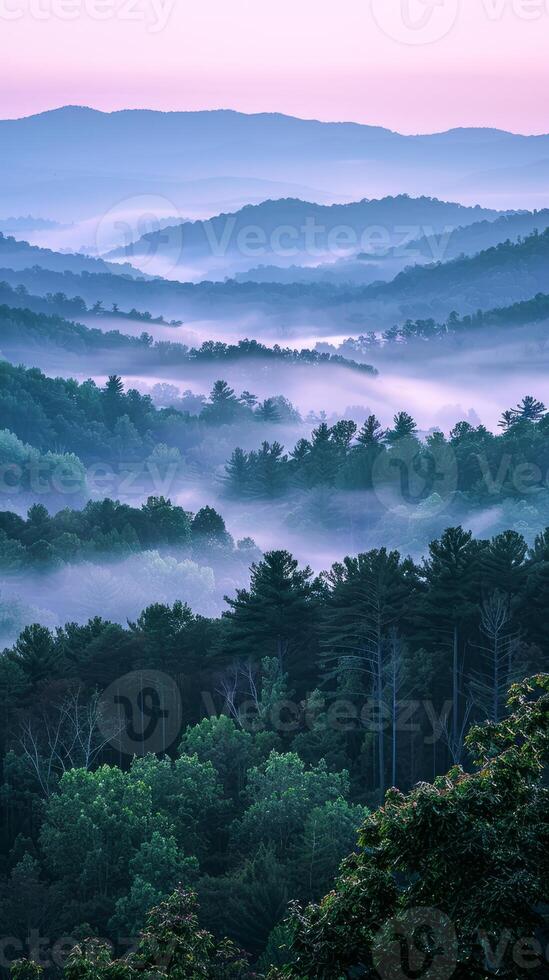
[385,411,417,444]
[10,624,61,686]
[102,374,124,427]
[223,551,319,677]
[322,549,416,798]
[275,676,549,980]
[249,441,288,497]
[419,527,487,763]
[202,380,243,425]
[256,398,281,423]
[305,423,339,487]
[224,447,251,496]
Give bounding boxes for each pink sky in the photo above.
[0,0,548,133]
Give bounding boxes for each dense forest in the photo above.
[0,498,248,570]
[10,674,543,979]
[323,292,549,359]
[1,112,549,977]
[224,395,549,508]
[0,233,140,278]
[0,304,374,375]
[1,229,548,327]
[1,526,548,974]
[0,362,306,472]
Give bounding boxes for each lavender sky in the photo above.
[0,0,548,132]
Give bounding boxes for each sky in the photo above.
[0,0,548,133]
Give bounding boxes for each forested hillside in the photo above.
[2,23,549,974]
[2,229,547,327]
[1,532,548,971]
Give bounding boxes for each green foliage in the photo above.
[1,531,549,972]
[231,751,349,858]
[223,550,319,675]
[276,675,549,979]
[0,497,248,572]
[63,889,248,979]
[9,962,44,980]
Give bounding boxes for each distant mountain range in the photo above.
[1,229,548,331]
[233,209,549,285]
[107,194,506,279]
[0,233,141,278]
[347,228,549,325]
[1,107,548,226]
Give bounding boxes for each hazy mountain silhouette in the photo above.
[235,209,549,285]
[2,230,548,330]
[107,194,506,278]
[2,107,549,222]
[0,233,141,278]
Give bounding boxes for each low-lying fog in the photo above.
[2,479,545,650]
[70,313,549,433]
[5,310,549,646]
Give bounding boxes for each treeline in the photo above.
[0,301,374,373]
[0,528,548,966]
[0,284,178,325]
[0,362,188,466]
[357,228,549,309]
[0,363,305,478]
[0,231,139,277]
[1,228,548,326]
[224,396,549,503]
[329,290,549,357]
[6,678,548,979]
[0,497,245,570]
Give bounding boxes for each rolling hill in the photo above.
[107,194,506,279]
[1,229,547,330]
[1,107,549,223]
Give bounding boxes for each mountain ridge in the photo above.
[5,105,548,140]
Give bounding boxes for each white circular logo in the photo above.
[98,670,182,756]
[371,436,457,516]
[95,194,185,276]
[372,907,458,979]
[371,0,459,45]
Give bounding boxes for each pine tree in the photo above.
[305,423,339,487]
[419,527,486,762]
[321,549,416,799]
[102,374,125,427]
[249,442,288,498]
[202,379,243,425]
[224,447,251,496]
[11,624,61,686]
[223,551,319,679]
[385,411,417,444]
